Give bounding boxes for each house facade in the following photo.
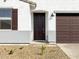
[0,0,79,43]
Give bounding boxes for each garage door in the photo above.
[56,13,79,43]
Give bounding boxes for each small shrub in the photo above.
[19,47,24,50]
[40,45,46,55]
[8,49,16,55]
[8,49,14,55]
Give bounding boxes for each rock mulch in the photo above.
[0,44,70,59]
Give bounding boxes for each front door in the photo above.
[34,13,45,40]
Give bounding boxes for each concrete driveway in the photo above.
[57,44,79,59]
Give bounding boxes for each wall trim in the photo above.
[54,10,79,13]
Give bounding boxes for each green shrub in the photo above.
[40,45,46,55]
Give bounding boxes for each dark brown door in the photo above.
[56,13,79,43]
[34,13,45,40]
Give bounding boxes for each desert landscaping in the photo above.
[0,44,70,59]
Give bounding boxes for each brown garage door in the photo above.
[56,13,79,43]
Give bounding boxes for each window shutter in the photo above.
[12,9,18,30]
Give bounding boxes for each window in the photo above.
[0,8,12,29]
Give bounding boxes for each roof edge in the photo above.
[20,0,36,10]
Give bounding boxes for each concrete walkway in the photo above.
[58,44,79,59]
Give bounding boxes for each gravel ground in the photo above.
[0,44,70,59]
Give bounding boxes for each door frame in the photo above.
[31,10,48,41]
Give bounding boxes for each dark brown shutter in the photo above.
[12,9,18,30]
